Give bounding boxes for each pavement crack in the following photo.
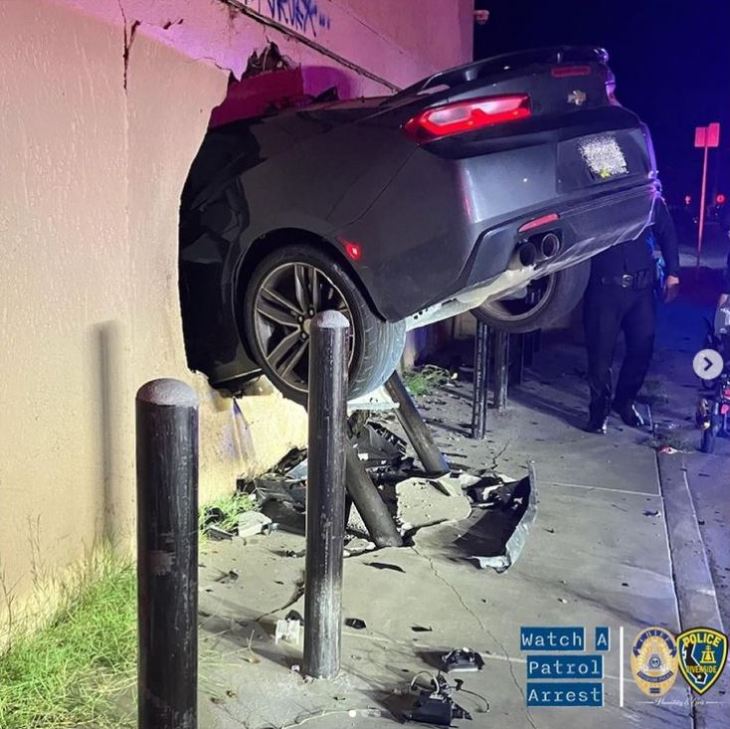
[411,544,540,729]
[254,577,305,623]
[489,439,512,473]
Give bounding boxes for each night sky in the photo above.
[474,0,730,205]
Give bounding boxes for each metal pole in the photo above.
[533,328,543,355]
[345,442,402,548]
[697,141,710,267]
[471,319,490,439]
[493,329,509,412]
[136,379,199,729]
[510,333,525,386]
[385,371,450,477]
[303,311,348,679]
[524,330,535,367]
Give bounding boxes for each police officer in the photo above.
[584,197,680,433]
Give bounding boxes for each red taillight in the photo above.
[551,65,591,78]
[518,213,560,233]
[343,241,362,261]
[404,95,531,142]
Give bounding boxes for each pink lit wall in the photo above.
[0,0,472,640]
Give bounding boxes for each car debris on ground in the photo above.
[234,418,536,577]
[442,648,485,673]
[405,672,487,725]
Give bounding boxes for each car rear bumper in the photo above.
[458,180,659,301]
[343,175,658,321]
[336,115,658,322]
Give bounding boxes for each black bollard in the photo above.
[510,333,525,387]
[136,379,199,729]
[471,319,491,439]
[345,442,403,548]
[303,311,349,679]
[524,330,535,367]
[523,289,538,367]
[493,329,510,412]
[385,371,450,477]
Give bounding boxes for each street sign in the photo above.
[694,122,722,266]
[695,123,721,149]
[707,122,721,148]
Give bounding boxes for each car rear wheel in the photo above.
[242,244,406,403]
[473,260,591,334]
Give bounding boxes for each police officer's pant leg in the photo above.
[583,284,624,411]
[615,288,656,406]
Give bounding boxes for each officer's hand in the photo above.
[719,293,729,307]
[664,275,680,303]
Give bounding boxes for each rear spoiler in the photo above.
[391,46,610,101]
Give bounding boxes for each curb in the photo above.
[657,451,729,729]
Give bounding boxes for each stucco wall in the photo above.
[0,0,472,639]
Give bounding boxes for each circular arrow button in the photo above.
[692,349,724,380]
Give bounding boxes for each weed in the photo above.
[199,492,257,535]
[0,551,136,729]
[402,365,451,397]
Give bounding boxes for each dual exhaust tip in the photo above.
[517,232,561,267]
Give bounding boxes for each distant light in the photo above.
[343,241,362,261]
[474,9,490,24]
[716,193,726,206]
[684,195,692,205]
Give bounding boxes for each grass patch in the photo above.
[199,491,257,535]
[0,552,136,729]
[402,365,451,397]
[0,494,256,728]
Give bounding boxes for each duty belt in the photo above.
[598,270,653,289]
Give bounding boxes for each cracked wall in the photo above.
[0,0,472,639]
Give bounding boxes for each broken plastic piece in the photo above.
[345,618,367,630]
[238,511,273,539]
[365,562,406,573]
[275,617,302,645]
[411,625,433,633]
[441,648,485,673]
[205,525,234,540]
[406,691,472,725]
[468,555,510,573]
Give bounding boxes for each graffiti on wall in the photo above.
[264,0,331,36]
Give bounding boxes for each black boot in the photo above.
[613,401,645,428]
[585,399,610,434]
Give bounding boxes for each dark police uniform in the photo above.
[583,198,679,431]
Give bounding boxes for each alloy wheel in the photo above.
[252,262,355,394]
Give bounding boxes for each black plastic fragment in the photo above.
[365,561,406,573]
[406,691,472,725]
[345,618,367,630]
[442,648,485,673]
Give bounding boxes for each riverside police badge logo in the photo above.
[676,627,728,695]
[630,627,679,697]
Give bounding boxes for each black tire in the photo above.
[473,260,591,334]
[700,412,721,453]
[242,244,406,403]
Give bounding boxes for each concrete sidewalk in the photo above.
[197,352,697,729]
